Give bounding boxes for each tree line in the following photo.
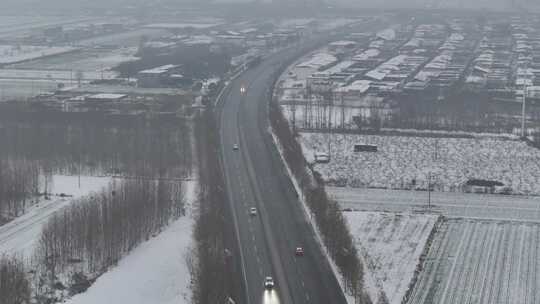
[191,108,239,304]
[0,255,30,304]
[115,43,232,80]
[269,98,371,304]
[32,177,184,302]
[385,90,540,134]
[0,104,192,179]
[0,159,41,222]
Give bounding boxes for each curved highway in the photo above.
[217,42,348,304]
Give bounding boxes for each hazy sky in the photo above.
[1,0,533,12]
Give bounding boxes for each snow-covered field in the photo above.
[0,45,77,64]
[330,187,540,222]
[63,216,193,304]
[1,47,139,100]
[63,179,197,304]
[0,68,117,81]
[0,78,59,101]
[0,16,104,39]
[75,29,168,47]
[301,133,540,195]
[9,47,139,72]
[0,175,111,258]
[407,219,540,304]
[345,211,438,304]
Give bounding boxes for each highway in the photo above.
[217,43,348,304]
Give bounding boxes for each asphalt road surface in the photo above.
[217,44,348,304]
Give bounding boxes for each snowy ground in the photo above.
[0,78,60,101]
[407,218,540,304]
[0,175,111,258]
[0,45,77,64]
[64,180,197,304]
[0,16,105,39]
[0,47,139,101]
[329,187,540,222]
[63,217,193,304]
[301,133,540,195]
[8,47,139,72]
[75,29,168,47]
[0,69,117,81]
[345,211,438,304]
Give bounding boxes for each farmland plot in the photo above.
[407,219,540,304]
[345,211,439,304]
[300,133,540,195]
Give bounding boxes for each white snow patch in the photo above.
[300,133,540,195]
[345,211,438,304]
[64,216,194,304]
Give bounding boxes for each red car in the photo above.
[295,247,304,256]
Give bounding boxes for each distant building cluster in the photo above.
[278,14,540,136]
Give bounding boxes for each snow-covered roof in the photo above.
[321,60,355,75]
[138,65,179,75]
[296,53,337,69]
[338,80,372,94]
[87,93,127,100]
[353,49,380,61]
[376,28,396,41]
[183,35,215,45]
[329,40,357,47]
[403,38,422,48]
[144,22,221,29]
[365,55,408,80]
[366,70,387,81]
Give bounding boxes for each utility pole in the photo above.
[427,172,431,209]
[522,84,527,137]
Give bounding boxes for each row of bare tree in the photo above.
[32,177,184,301]
[0,159,41,221]
[269,99,371,304]
[0,105,192,178]
[0,255,30,304]
[387,91,540,134]
[191,109,236,304]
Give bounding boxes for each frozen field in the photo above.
[329,187,540,222]
[301,133,540,195]
[75,28,168,47]
[0,47,139,100]
[407,219,540,304]
[0,45,77,64]
[0,16,103,39]
[345,211,438,304]
[8,47,139,72]
[0,69,117,81]
[0,78,59,101]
